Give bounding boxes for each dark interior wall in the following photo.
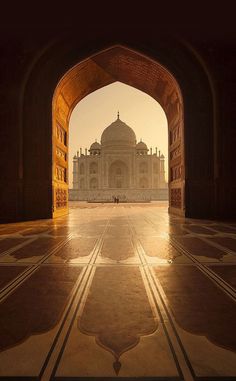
[0,26,235,221]
[215,47,236,218]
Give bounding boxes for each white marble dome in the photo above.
[136,140,148,150]
[101,114,136,147]
[89,141,101,150]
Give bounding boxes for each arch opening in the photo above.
[69,81,168,204]
[52,45,184,217]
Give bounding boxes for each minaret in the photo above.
[72,155,79,190]
[160,153,166,187]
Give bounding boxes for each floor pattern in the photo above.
[0,202,236,380]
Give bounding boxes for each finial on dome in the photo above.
[95,139,97,142]
[117,111,120,119]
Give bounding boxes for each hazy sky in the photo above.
[69,82,168,187]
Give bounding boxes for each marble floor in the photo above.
[0,202,236,380]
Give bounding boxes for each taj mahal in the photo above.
[69,113,168,202]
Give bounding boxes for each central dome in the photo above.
[101,114,136,147]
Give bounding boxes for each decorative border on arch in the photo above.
[55,188,67,208]
[170,188,181,208]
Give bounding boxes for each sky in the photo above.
[69,82,168,187]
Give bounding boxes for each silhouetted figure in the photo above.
[117,197,119,204]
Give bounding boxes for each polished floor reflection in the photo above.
[0,202,236,380]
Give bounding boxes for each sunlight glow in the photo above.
[69,82,168,187]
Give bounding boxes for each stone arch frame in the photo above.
[153,163,159,174]
[20,39,215,220]
[79,163,85,175]
[108,160,129,189]
[89,162,98,174]
[80,178,85,190]
[90,177,98,189]
[139,162,148,174]
[139,177,149,189]
[52,45,185,216]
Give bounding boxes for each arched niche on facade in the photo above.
[109,160,129,189]
[80,178,85,190]
[139,162,148,174]
[80,163,85,175]
[90,177,98,189]
[89,162,98,174]
[140,177,149,188]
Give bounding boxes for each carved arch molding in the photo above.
[53,45,184,217]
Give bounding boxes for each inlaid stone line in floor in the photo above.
[0,203,236,380]
[142,215,186,239]
[144,210,236,237]
[184,223,236,236]
[0,235,73,303]
[207,265,236,289]
[129,228,194,380]
[207,236,236,250]
[123,209,196,380]
[19,226,53,236]
[200,235,236,256]
[0,264,29,291]
[0,236,36,258]
[152,265,236,378]
[0,265,85,379]
[179,222,236,239]
[170,236,236,301]
[176,232,236,261]
[0,237,68,264]
[130,224,236,379]
[39,221,111,381]
[46,237,99,264]
[126,205,236,372]
[99,216,137,263]
[0,226,28,235]
[181,224,218,235]
[51,265,181,380]
[128,215,189,265]
[145,214,220,240]
[0,215,110,380]
[172,236,227,262]
[209,224,236,234]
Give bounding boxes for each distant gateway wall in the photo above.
[69,189,168,202]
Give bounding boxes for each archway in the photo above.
[109,160,129,189]
[52,45,184,217]
[19,40,215,221]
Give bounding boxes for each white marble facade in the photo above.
[69,114,168,202]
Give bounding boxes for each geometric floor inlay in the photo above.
[0,201,236,380]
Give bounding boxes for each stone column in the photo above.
[85,158,89,190]
[150,155,154,189]
[132,151,136,188]
[160,155,165,187]
[72,157,79,190]
[105,161,109,188]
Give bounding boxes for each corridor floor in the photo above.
[0,202,236,380]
